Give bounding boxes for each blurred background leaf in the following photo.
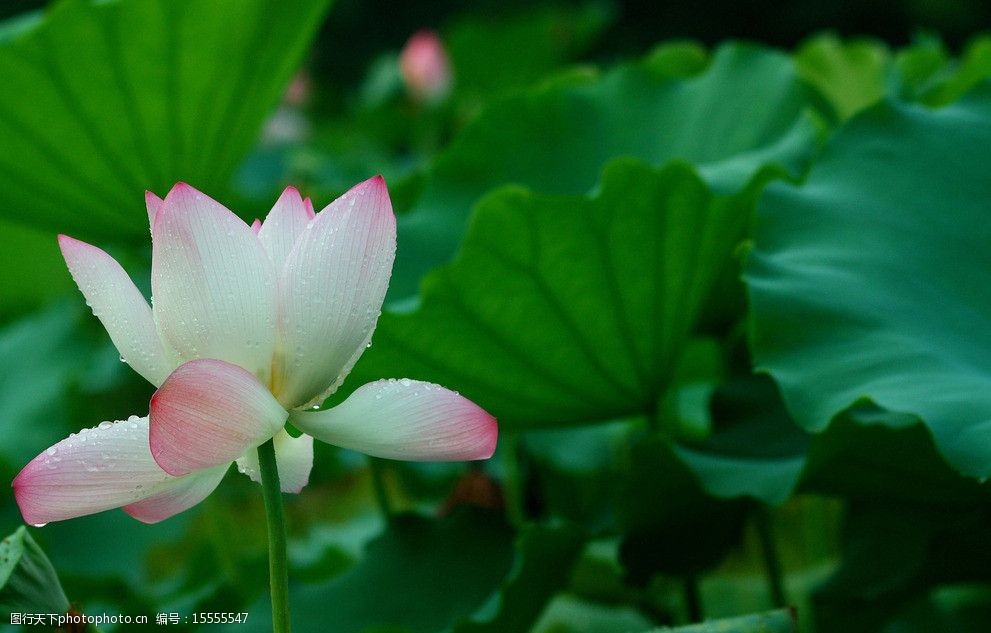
[388,42,822,300]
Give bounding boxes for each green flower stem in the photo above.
[683,574,702,622]
[756,506,787,608]
[501,431,525,526]
[368,456,394,522]
[258,438,291,633]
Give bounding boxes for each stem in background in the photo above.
[683,574,702,623]
[500,432,525,526]
[756,505,787,608]
[368,456,394,522]
[258,438,291,633]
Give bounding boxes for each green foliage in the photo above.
[0,526,70,620]
[794,34,889,120]
[388,41,821,300]
[618,435,751,580]
[351,159,756,431]
[444,4,611,100]
[4,3,991,630]
[746,87,991,479]
[242,511,581,633]
[648,608,796,632]
[0,0,332,239]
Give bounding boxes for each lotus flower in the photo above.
[400,30,452,103]
[13,177,497,526]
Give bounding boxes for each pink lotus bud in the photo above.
[284,70,311,107]
[400,30,452,103]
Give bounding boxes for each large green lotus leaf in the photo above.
[800,405,990,505]
[0,0,331,239]
[388,41,821,300]
[350,159,754,430]
[0,219,72,318]
[746,87,991,478]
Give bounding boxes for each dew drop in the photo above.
[98,421,113,430]
[30,523,47,528]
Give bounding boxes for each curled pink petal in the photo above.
[290,379,497,461]
[151,183,278,380]
[122,464,228,523]
[274,176,396,409]
[59,235,175,386]
[235,429,313,493]
[149,359,288,477]
[13,416,224,525]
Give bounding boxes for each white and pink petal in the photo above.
[151,183,278,381]
[149,359,288,477]
[12,416,225,526]
[257,187,313,269]
[273,176,396,409]
[289,379,497,461]
[145,191,164,230]
[59,235,176,387]
[122,464,228,524]
[235,429,314,493]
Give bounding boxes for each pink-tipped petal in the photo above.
[149,359,288,476]
[146,191,164,229]
[289,379,497,461]
[251,218,262,234]
[275,176,396,409]
[303,197,315,219]
[257,186,312,268]
[151,183,278,381]
[235,429,313,493]
[12,416,223,525]
[122,464,228,523]
[59,235,176,386]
